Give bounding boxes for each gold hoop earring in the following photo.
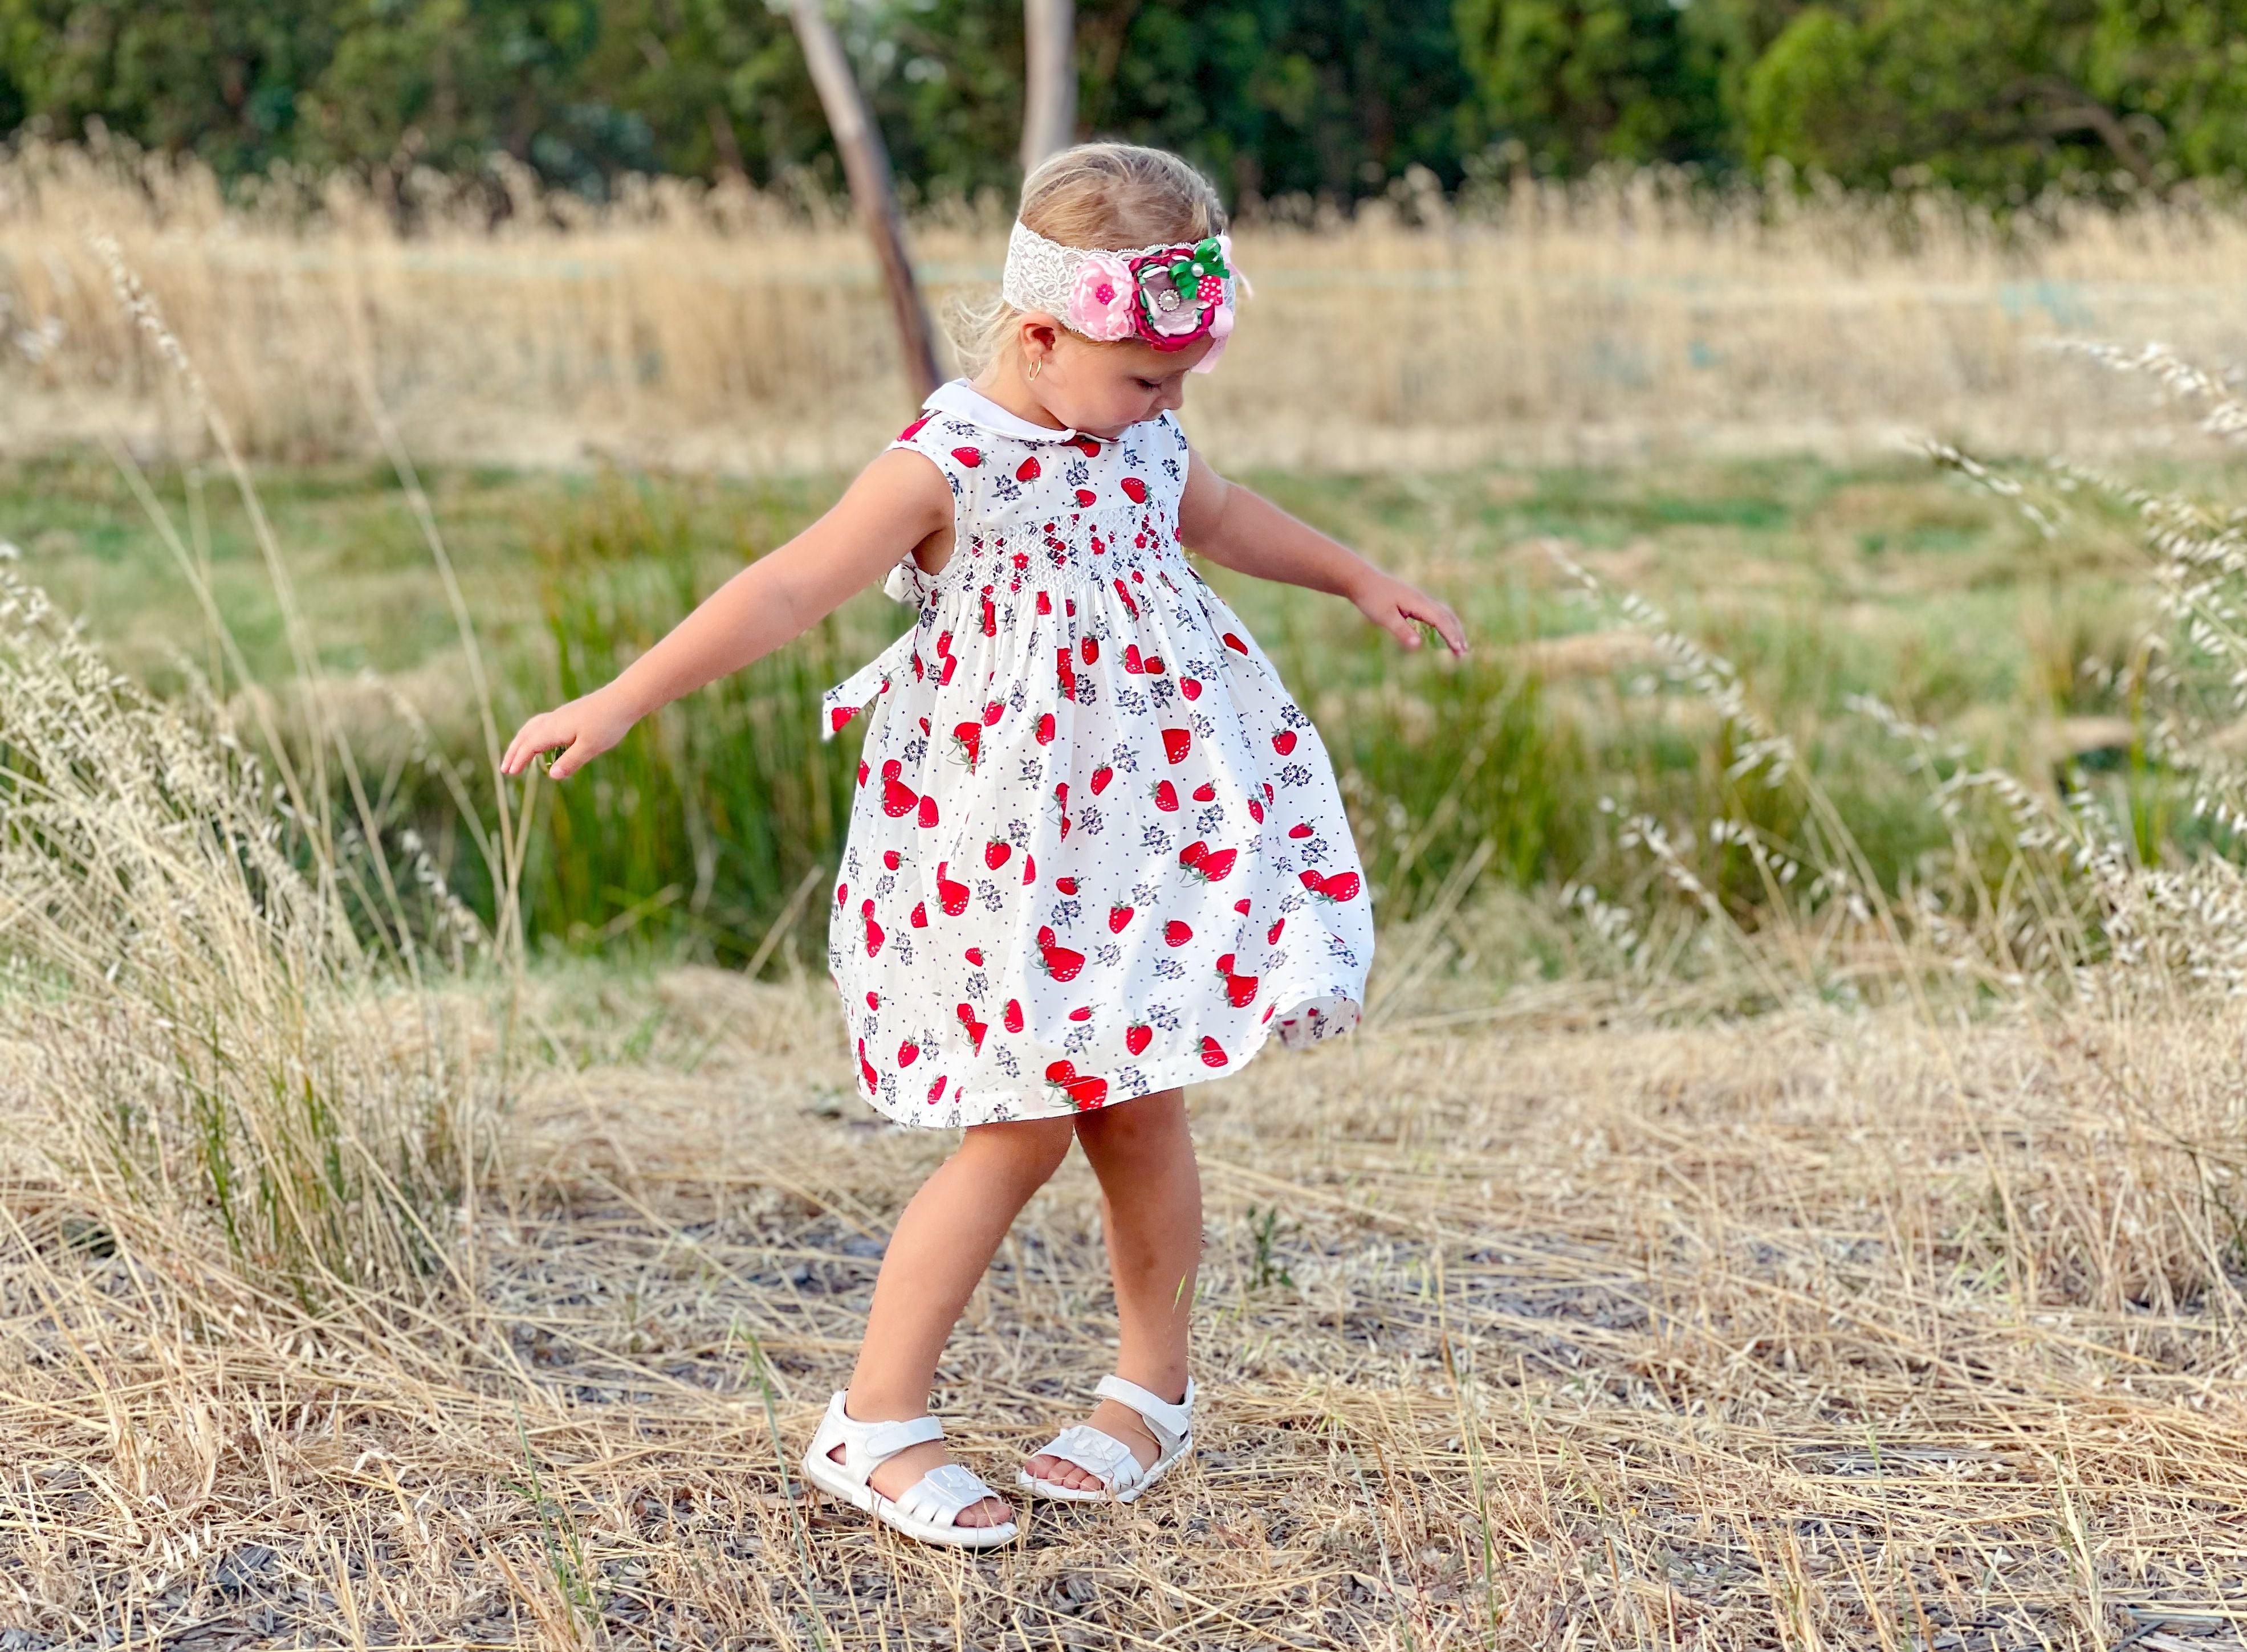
[1027,355,1044,383]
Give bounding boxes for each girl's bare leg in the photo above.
[838,1113,1076,1525]
[1024,1087,1200,1490]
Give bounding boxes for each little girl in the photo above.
[503,142,1465,1546]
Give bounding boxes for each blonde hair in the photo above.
[953,142,1229,373]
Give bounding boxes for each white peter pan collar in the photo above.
[923,378,1099,444]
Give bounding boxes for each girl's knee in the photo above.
[960,1116,1075,1188]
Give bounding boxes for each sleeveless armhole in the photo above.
[884,425,980,605]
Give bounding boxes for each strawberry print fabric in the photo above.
[821,379,1370,1126]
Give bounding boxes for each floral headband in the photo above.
[1000,220,1249,372]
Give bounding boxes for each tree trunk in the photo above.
[788,0,942,402]
[1020,0,1077,176]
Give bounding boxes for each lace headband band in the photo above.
[1000,220,1247,372]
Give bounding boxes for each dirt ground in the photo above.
[6,969,2247,1649]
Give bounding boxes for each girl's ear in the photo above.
[1017,312,1064,373]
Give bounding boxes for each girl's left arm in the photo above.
[1177,449,1467,655]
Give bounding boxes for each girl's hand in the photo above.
[502,689,639,781]
[1352,570,1468,655]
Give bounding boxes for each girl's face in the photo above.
[1015,319,1215,438]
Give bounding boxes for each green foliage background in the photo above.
[3,0,2245,202]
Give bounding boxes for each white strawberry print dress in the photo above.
[822,378,1371,1126]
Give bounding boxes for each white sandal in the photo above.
[1017,1375,1195,1503]
[799,1393,1019,1547]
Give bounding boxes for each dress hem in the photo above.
[851,986,1363,1129]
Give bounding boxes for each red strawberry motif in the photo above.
[936,629,954,658]
[1235,898,1252,915]
[1037,935,1085,983]
[1023,852,1037,884]
[1199,1036,1228,1068]
[1036,713,1056,745]
[1121,476,1148,503]
[1109,904,1134,931]
[952,721,982,768]
[1179,840,1207,870]
[1317,871,1363,902]
[1268,917,1286,944]
[1074,488,1097,508]
[1056,875,1079,895]
[917,794,939,828]
[1057,647,1076,696]
[1124,643,1144,674]
[1091,765,1114,794]
[1222,633,1249,654]
[1183,846,1238,882]
[1082,636,1099,664]
[928,1075,947,1104]
[983,699,1004,726]
[1044,1059,1108,1110]
[884,849,901,871]
[1017,456,1041,481]
[829,706,857,733]
[1126,1022,1153,1055]
[1113,579,1138,618]
[1068,1005,1091,1022]
[897,1040,919,1067]
[1162,728,1192,765]
[866,991,881,1009]
[1144,656,1165,675]
[955,1002,990,1054]
[882,774,918,817]
[862,905,885,957]
[1181,677,1201,700]
[937,863,971,916]
[909,902,929,928]
[856,761,869,788]
[1289,822,1312,839]
[1037,590,1053,615]
[986,838,1012,870]
[857,1039,878,1092]
[1154,780,1179,812]
[1004,999,1025,1034]
[1164,920,1193,947]
[1216,952,1235,974]
[938,653,958,686]
[1248,798,1264,823]
[952,446,983,467]
[1300,869,1327,898]
[1225,973,1259,1008]
[1272,729,1298,756]
[898,414,931,442]
[1192,781,1216,803]
[1073,435,1101,457]
[836,882,848,908]
[964,946,984,965]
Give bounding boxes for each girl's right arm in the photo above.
[502,448,952,780]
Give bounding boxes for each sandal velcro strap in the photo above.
[859,1414,945,1459]
[1095,1374,1194,1451]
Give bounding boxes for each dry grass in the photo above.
[6,967,2247,1649]
[9,142,2247,471]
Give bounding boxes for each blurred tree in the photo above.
[1453,0,1740,170]
[1744,0,2247,193]
[0,0,336,176]
[3,0,2245,202]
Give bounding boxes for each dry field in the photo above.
[9,143,2247,1650]
[7,967,2247,1649]
[7,142,2247,471]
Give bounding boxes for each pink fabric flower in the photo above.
[1067,253,1138,341]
